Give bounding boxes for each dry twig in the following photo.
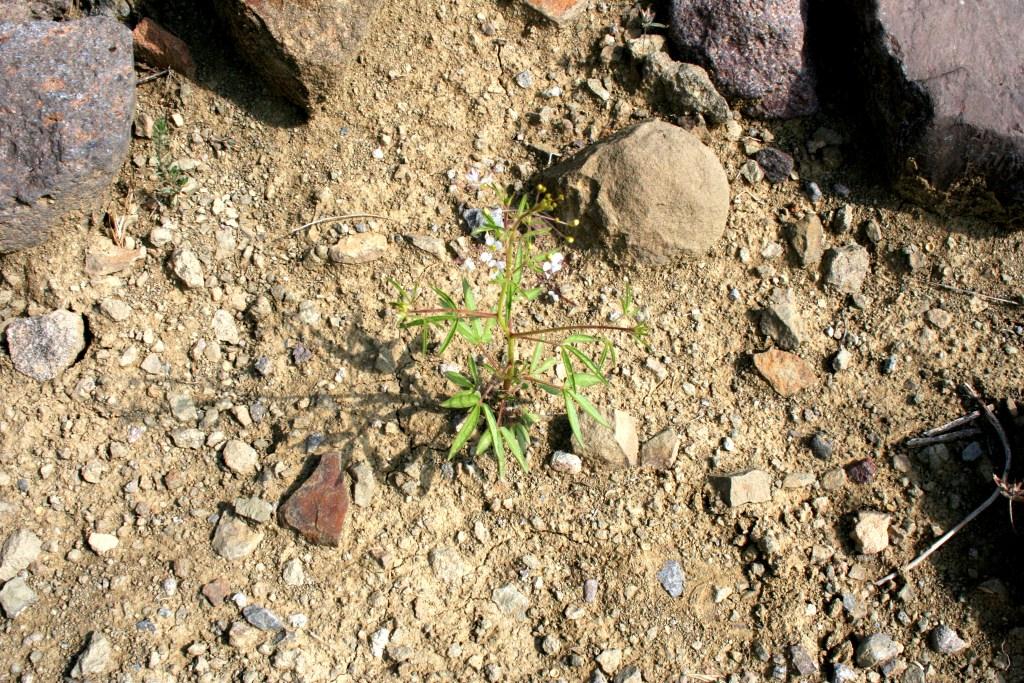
[275,213,395,243]
[137,69,170,85]
[904,428,982,448]
[876,384,1013,586]
[919,279,1021,307]
[921,406,991,437]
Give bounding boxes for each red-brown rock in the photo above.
[132,17,196,78]
[753,349,816,398]
[279,452,350,546]
[0,18,135,253]
[201,577,231,606]
[522,0,588,25]
[213,0,377,114]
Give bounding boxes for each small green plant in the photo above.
[391,185,648,477]
[634,4,667,33]
[152,116,187,200]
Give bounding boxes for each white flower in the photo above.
[479,252,495,266]
[542,251,564,274]
[483,233,504,252]
[462,258,476,272]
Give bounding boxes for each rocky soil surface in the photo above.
[0,1,1023,682]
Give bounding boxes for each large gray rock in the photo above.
[821,0,1024,215]
[6,310,86,381]
[0,1,73,21]
[0,18,135,253]
[213,0,378,114]
[539,120,730,265]
[668,0,817,119]
[629,36,730,126]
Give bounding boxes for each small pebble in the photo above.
[929,624,967,654]
[847,458,878,484]
[809,433,834,460]
[656,559,685,598]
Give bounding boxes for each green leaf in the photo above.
[441,390,480,409]
[467,356,480,383]
[483,208,502,230]
[568,389,609,427]
[438,322,458,354]
[535,356,559,376]
[513,422,531,454]
[535,381,561,396]
[564,334,602,344]
[455,320,479,344]
[564,393,583,446]
[462,278,476,310]
[481,404,506,478]
[560,348,577,392]
[599,339,614,368]
[620,283,634,316]
[523,287,544,301]
[401,313,454,328]
[501,426,528,471]
[445,371,473,389]
[432,287,457,310]
[449,405,480,459]
[565,345,604,377]
[475,428,493,455]
[574,372,605,389]
[530,342,543,373]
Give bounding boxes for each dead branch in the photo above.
[905,428,982,448]
[876,384,1013,586]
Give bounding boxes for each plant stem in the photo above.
[409,308,496,318]
[502,213,518,395]
[523,375,563,392]
[511,323,637,338]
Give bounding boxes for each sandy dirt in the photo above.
[0,0,1022,681]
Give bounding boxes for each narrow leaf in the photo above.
[462,278,476,310]
[501,426,528,471]
[560,348,577,392]
[455,320,479,344]
[530,342,543,373]
[438,322,458,354]
[574,372,605,389]
[566,345,604,377]
[475,428,493,455]
[564,393,583,446]
[513,423,531,454]
[441,390,480,409]
[449,405,480,459]
[564,334,602,344]
[482,404,506,478]
[400,314,454,328]
[445,371,473,389]
[432,287,457,310]
[569,390,609,428]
